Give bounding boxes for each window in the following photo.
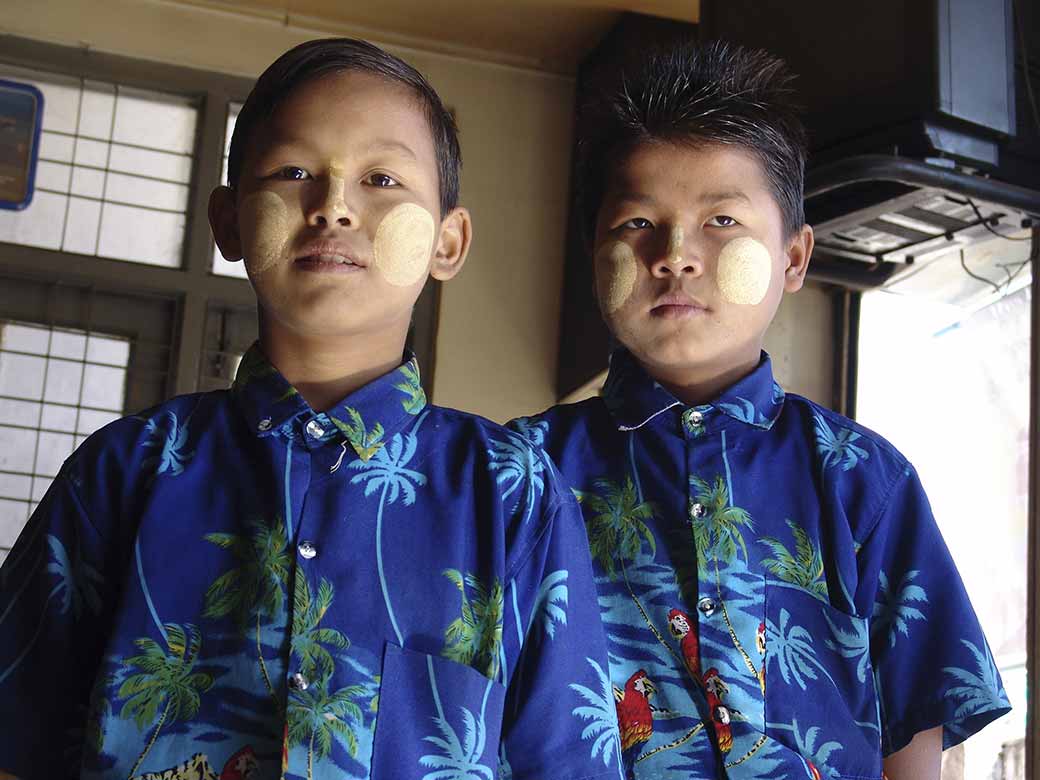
[0,63,198,268]
[857,234,1032,778]
[212,102,246,280]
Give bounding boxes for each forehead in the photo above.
[603,141,773,205]
[259,70,436,161]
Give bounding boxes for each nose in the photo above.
[650,224,702,278]
[306,167,356,228]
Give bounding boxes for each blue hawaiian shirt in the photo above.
[0,344,623,780]
[510,348,1010,780]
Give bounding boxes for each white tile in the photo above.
[0,352,46,400]
[38,131,75,163]
[42,357,83,403]
[40,403,79,433]
[50,330,86,360]
[77,408,120,435]
[73,138,110,168]
[86,334,130,367]
[0,398,41,427]
[0,190,67,250]
[62,196,102,256]
[0,425,38,472]
[1,322,50,354]
[0,499,30,548]
[109,144,192,184]
[34,431,74,477]
[0,472,32,501]
[97,202,185,267]
[81,363,126,411]
[31,476,52,502]
[78,80,116,140]
[35,161,71,193]
[70,166,106,199]
[105,172,189,212]
[113,88,198,156]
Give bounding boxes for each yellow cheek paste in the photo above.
[598,241,637,313]
[372,203,436,286]
[668,225,685,264]
[240,191,290,274]
[716,236,772,305]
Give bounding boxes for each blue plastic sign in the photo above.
[0,79,44,211]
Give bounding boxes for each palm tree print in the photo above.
[331,407,385,461]
[578,477,656,578]
[944,639,1009,718]
[349,431,428,645]
[46,534,102,618]
[871,570,927,648]
[689,475,752,575]
[821,610,871,683]
[766,717,843,778]
[141,410,194,478]
[292,575,349,685]
[442,569,504,680]
[487,433,545,526]
[757,520,828,600]
[202,517,290,698]
[394,362,427,415]
[813,414,869,472]
[509,417,548,449]
[568,658,621,767]
[765,608,834,692]
[419,655,496,780]
[287,678,367,779]
[530,570,568,641]
[232,345,278,390]
[117,623,214,776]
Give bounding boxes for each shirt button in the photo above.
[298,541,317,560]
[257,417,272,432]
[289,672,309,691]
[305,419,325,439]
[688,410,704,426]
[689,502,706,520]
[714,705,731,725]
[697,596,717,617]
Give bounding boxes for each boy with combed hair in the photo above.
[0,38,621,780]
[511,41,1009,780]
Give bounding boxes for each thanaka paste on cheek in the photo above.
[597,240,638,313]
[372,203,436,286]
[239,191,290,274]
[716,236,772,305]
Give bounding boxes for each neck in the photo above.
[258,317,406,413]
[645,354,760,407]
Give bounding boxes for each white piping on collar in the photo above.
[616,400,682,432]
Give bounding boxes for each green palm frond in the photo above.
[758,519,828,599]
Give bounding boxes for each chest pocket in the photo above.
[761,581,883,780]
[370,643,506,780]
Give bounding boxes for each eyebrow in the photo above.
[698,190,753,206]
[260,137,419,162]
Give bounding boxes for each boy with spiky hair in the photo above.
[0,38,621,780]
[511,41,1009,779]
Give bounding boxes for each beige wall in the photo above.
[763,280,835,406]
[1,0,575,423]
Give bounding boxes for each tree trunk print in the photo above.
[127,698,171,778]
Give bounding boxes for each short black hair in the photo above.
[577,40,807,242]
[227,38,461,216]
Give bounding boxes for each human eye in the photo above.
[366,173,400,188]
[272,166,310,181]
[620,217,653,230]
[707,215,738,227]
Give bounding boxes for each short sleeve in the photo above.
[0,468,114,779]
[499,489,624,780]
[856,463,1011,755]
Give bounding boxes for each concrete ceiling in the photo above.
[175,0,700,72]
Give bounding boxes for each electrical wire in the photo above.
[966,198,1033,241]
[959,249,1003,294]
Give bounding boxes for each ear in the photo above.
[430,206,472,282]
[782,224,814,293]
[209,185,243,262]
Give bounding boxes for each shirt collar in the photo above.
[232,342,428,460]
[601,348,785,433]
